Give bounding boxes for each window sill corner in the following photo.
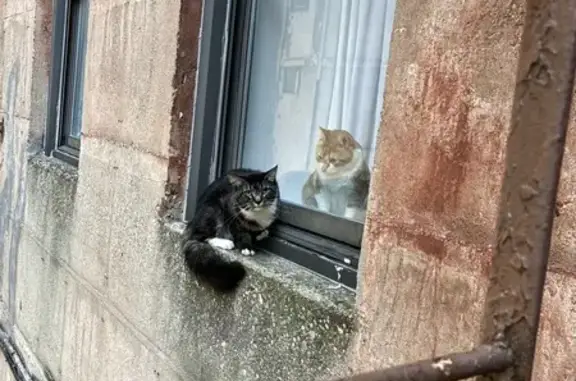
[162,218,357,317]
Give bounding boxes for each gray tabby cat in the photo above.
[302,127,370,221]
[183,167,280,293]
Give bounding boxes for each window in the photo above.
[45,0,90,166]
[186,0,396,288]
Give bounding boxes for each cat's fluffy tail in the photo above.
[183,239,246,293]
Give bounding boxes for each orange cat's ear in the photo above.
[338,130,352,144]
[338,130,359,148]
[318,127,326,140]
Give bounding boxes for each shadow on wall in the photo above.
[0,116,4,170]
[0,322,55,381]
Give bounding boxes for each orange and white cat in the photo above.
[301,127,370,221]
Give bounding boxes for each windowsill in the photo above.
[30,151,80,179]
[28,153,356,314]
[164,219,357,313]
[51,145,80,167]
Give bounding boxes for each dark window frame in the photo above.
[185,0,366,289]
[45,0,90,167]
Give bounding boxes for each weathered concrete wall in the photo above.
[0,1,355,380]
[1,0,39,329]
[1,1,50,379]
[352,0,576,379]
[11,154,353,381]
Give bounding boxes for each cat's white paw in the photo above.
[240,248,256,256]
[256,230,269,241]
[207,238,235,250]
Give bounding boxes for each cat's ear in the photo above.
[227,174,246,187]
[319,126,328,137]
[264,165,278,182]
[339,130,354,146]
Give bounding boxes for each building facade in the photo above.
[0,0,574,380]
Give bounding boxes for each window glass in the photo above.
[241,0,396,223]
[63,0,89,144]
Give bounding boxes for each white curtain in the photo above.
[308,0,396,168]
[242,0,396,204]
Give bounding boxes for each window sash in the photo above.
[46,0,89,166]
[223,0,365,246]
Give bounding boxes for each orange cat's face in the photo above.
[315,128,360,174]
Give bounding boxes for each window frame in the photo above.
[45,0,90,167]
[186,0,375,289]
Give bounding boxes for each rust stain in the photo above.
[159,0,202,218]
[364,1,521,276]
[421,67,460,117]
[414,102,471,214]
[411,58,472,215]
[366,213,495,275]
[388,224,447,260]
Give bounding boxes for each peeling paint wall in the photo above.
[352,1,576,379]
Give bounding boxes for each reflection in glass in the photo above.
[241,0,396,222]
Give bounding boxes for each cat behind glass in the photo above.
[182,166,279,293]
[302,127,370,221]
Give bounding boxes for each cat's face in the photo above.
[228,166,279,212]
[315,128,359,175]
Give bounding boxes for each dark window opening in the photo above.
[45,0,90,166]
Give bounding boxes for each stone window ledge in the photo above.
[165,219,357,315]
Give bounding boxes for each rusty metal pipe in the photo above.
[332,343,513,381]
[478,0,576,380]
